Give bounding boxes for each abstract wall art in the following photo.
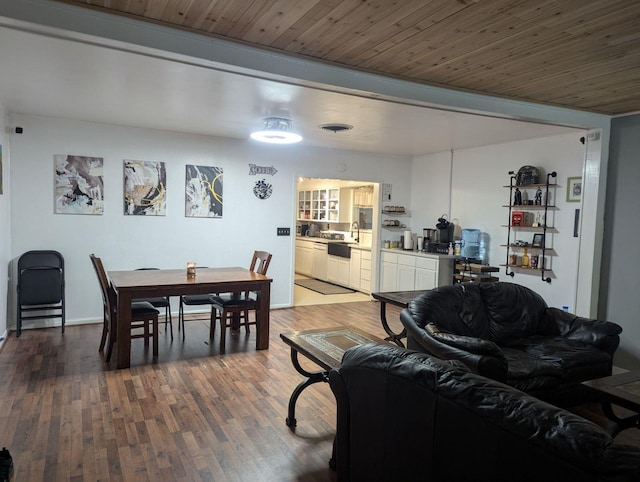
[185,164,223,218]
[54,154,104,214]
[123,159,167,215]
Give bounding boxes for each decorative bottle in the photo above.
[522,247,530,267]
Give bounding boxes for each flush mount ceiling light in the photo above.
[250,117,302,144]
[319,123,353,133]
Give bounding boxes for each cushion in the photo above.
[479,282,548,344]
[409,284,491,339]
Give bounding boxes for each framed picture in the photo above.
[532,233,544,248]
[567,177,582,202]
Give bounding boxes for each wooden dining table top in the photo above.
[109,266,270,287]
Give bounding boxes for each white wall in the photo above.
[603,114,640,369]
[8,114,412,328]
[412,133,586,309]
[0,104,9,345]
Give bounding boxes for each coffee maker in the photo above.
[422,228,437,251]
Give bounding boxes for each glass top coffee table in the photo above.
[582,370,640,436]
[280,326,384,428]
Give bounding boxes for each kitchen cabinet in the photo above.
[327,255,350,286]
[380,250,454,292]
[360,250,371,293]
[349,248,372,293]
[297,190,312,220]
[295,240,314,276]
[349,249,361,290]
[397,254,416,291]
[502,171,558,283]
[298,188,351,223]
[312,243,328,281]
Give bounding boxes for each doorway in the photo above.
[294,178,379,306]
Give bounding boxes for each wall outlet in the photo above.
[277,227,290,236]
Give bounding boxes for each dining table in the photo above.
[108,266,272,369]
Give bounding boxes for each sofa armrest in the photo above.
[400,308,508,382]
[545,307,622,356]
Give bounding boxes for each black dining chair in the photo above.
[16,250,65,337]
[211,251,272,353]
[133,268,173,339]
[90,254,160,362]
[178,266,219,340]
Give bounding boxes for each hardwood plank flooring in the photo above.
[1,301,637,481]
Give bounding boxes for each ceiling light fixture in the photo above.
[250,117,302,144]
[319,123,353,133]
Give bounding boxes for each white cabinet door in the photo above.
[415,268,437,290]
[301,247,313,276]
[296,240,314,276]
[349,249,361,289]
[381,262,398,291]
[415,257,437,290]
[360,251,371,293]
[397,265,416,291]
[295,245,304,274]
[337,258,350,287]
[312,243,327,281]
[327,256,338,283]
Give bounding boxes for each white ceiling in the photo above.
[0,23,584,157]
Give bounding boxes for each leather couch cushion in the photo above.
[479,282,549,345]
[334,344,640,481]
[409,283,491,339]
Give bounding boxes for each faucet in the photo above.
[351,221,360,243]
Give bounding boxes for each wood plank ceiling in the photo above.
[52,0,640,115]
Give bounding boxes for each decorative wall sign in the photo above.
[382,183,392,201]
[248,164,278,176]
[54,154,104,214]
[123,159,166,215]
[185,164,223,217]
[253,179,272,199]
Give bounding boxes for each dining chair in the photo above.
[133,268,173,339]
[178,267,218,340]
[90,254,160,362]
[211,250,272,353]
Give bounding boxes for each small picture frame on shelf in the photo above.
[567,177,582,202]
[532,233,544,248]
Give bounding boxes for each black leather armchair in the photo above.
[329,343,640,482]
[399,282,622,395]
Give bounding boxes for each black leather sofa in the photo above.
[329,343,640,482]
[399,282,622,397]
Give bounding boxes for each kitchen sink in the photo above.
[328,242,351,258]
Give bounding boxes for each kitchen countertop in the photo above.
[380,248,456,259]
[296,236,355,244]
[296,236,371,250]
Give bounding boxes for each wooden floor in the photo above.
[0,301,396,481]
[0,301,638,481]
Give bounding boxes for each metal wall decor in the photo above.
[253,179,272,199]
[248,164,278,176]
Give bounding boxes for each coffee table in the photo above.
[582,370,640,436]
[280,326,384,428]
[371,290,425,347]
